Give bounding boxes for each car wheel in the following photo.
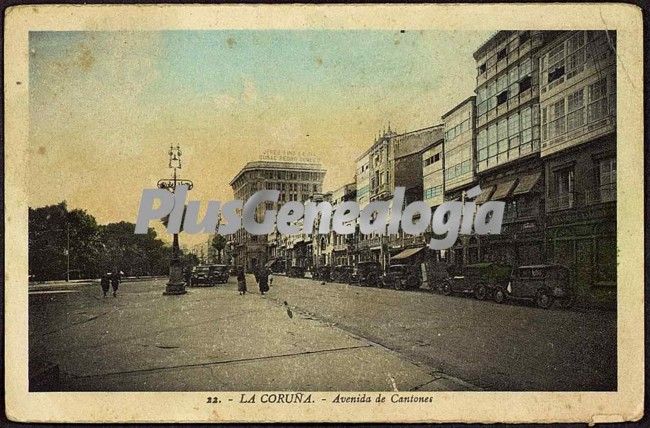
[535,290,554,309]
[493,288,506,303]
[474,284,487,301]
[367,275,379,287]
[442,280,452,296]
[394,279,406,291]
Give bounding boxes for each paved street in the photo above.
[29,275,615,391]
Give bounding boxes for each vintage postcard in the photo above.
[4,3,644,424]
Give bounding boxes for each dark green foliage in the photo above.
[28,202,185,281]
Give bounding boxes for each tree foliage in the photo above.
[28,202,192,281]
[211,234,227,263]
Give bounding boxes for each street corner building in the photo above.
[228,152,326,273]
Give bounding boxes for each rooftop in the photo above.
[229,160,325,186]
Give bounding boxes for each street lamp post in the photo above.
[158,145,193,296]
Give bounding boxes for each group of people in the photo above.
[100,271,121,297]
[236,265,272,296]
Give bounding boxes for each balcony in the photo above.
[584,183,616,205]
[547,193,574,211]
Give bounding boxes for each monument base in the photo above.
[163,263,187,295]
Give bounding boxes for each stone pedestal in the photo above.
[164,233,187,295]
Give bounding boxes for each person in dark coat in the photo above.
[184,267,192,287]
[255,266,270,295]
[110,270,121,297]
[100,273,110,297]
[237,266,247,295]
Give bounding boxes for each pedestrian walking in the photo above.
[255,266,270,295]
[110,270,121,297]
[237,266,247,295]
[100,273,110,297]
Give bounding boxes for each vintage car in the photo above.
[382,264,422,290]
[441,262,512,300]
[210,264,230,284]
[426,261,453,291]
[349,261,382,287]
[265,259,286,275]
[499,264,574,309]
[331,265,353,283]
[312,265,332,282]
[287,265,306,278]
[190,265,214,286]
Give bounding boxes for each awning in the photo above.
[474,185,495,204]
[513,172,542,195]
[264,259,277,268]
[392,246,425,260]
[490,179,518,201]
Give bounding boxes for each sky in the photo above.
[28,30,492,245]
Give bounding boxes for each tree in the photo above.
[211,234,227,263]
[28,202,103,281]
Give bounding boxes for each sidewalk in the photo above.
[29,277,479,392]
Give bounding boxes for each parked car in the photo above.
[190,265,214,286]
[266,259,286,274]
[441,262,512,300]
[350,261,382,287]
[312,265,332,282]
[331,265,353,283]
[210,264,230,284]
[499,264,574,309]
[426,261,453,291]
[287,265,306,278]
[382,264,422,290]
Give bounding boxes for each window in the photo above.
[508,65,519,86]
[497,119,507,140]
[567,88,585,131]
[548,99,566,139]
[548,65,565,83]
[497,90,508,105]
[497,48,507,61]
[520,58,531,76]
[599,157,616,202]
[508,113,520,136]
[479,63,486,74]
[519,75,532,93]
[588,78,608,122]
[497,74,508,92]
[554,168,574,209]
[521,107,532,129]
[488,124,497,144]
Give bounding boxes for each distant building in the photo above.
[422,132,446,208]
[323,183,357,267]
[229,159,326,272]
[354,125,444,267]
[539,30,617,295]
[355,151,371,210]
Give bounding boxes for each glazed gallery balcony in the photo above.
[546,184,616,212]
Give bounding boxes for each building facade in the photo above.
[466,30,549,267]
[229,159,326,272]
[539,30,617,297]
[441,97,477,264]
